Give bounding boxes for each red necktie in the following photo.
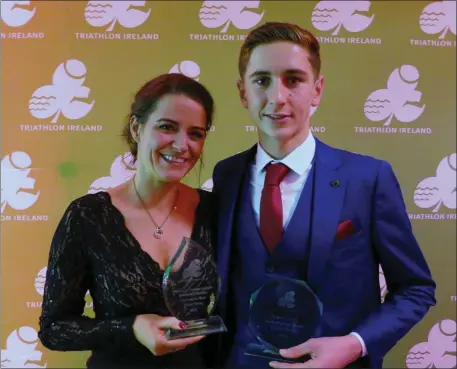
[260,163,290,252]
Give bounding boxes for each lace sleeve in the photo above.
[38,199,137,352]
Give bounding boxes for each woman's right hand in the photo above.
[132,314,204,356]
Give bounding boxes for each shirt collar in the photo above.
[254,132,316,176]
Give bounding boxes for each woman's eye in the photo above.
[189,131,204,140]
[159,124,175,131]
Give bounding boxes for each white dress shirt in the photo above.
[251,132,316,229]
[249,132,368,357]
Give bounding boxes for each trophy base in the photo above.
[166,315,227,340]
[244,343,311,364]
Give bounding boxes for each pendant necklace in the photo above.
[133,175,178,239]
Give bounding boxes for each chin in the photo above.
[263,126,296,140]
[157,168,190,183]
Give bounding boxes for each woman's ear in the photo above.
[130,115,140,143]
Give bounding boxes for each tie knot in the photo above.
[265,163,289,186]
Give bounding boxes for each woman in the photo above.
[38,73,217,368]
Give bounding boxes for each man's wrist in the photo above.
[349,332,367,357]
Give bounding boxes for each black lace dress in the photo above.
[38,190,216,369]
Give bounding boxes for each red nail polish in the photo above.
[179,322,188,329]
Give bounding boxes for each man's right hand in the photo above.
[133,314,204,356]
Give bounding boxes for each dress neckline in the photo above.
[95,190,205,273]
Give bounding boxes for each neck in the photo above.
[259,126,310,160]
[130,169,179,210]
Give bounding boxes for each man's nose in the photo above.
[267,80,287,105]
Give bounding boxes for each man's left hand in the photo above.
[269,335,363,368]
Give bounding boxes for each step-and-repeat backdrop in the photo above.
[1,1,456,368]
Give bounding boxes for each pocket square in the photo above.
[335,219,356,241]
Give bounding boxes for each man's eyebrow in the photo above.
[248,69,309,78]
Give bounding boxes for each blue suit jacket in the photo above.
[210,138,436,368]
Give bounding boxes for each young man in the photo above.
[210,22,436,369]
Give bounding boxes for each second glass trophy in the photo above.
[244,277,323,363]
[162,237,227,340]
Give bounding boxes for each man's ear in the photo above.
[130,115,141,143]
[237,79,248,109]
[311,75,324,107]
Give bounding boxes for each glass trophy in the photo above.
[244,277,323,363]
[162,237,227,340]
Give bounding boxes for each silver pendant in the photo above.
[154,227,164,239]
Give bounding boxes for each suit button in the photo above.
[267,265,275,273]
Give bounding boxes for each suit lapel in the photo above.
[217,146,256,313]
[307,139,347,292]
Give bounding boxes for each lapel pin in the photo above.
[331,180,340,187]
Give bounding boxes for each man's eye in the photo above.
[254,77,269,86]
[288,77,300,84]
